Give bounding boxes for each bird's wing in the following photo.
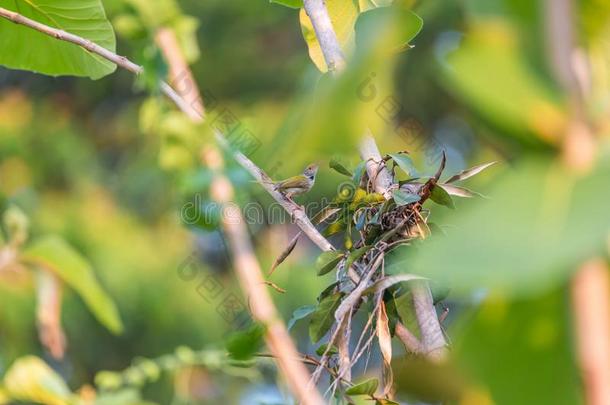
[275,176,306,190]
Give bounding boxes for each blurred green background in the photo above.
[1,0,609,403]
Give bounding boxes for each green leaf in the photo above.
[454,288,582,404]
[389,158,610,296]
[270,0,303,8]
[393,292,420,338]
[315,343,338,356]
[329,157,353,177]
[352,161,367,185]
[309,292,343,343]
[442,22,564,145]
[388,153,419,177]
[430,282,451,304]
[323,220,346,237]
[392,189,421,206]
[316,251,344,276]
[287,305,316,330]
[3,356,73,405]
[317,281,339,302]
[355,6,423,52]
[345,245,371,269]
[346,377,379,396]
[226,323,266,361]
[299,0,359,72]
[429,184,455,209]
[22,235,123,334]
[0,0,116,79]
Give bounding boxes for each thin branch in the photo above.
[0,7,142,74]
[301,0,447,361]
[216,135,335,252]
[155,29,324,405]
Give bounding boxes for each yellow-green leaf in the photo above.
[22,235,123,334]
[3,356,73,405]
[354,6,423,52]
[429,184,455,209]
[346,377,379,395]
[316,251,345,276]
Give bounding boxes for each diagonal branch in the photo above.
[154,28,324,405]
[215,136,335,252]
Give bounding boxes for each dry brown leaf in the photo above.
[268,232,301,275]
[36,270,66,359]
[263,280,286,294]
[377,301,393,397]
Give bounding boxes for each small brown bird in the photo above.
[272,163,319,201]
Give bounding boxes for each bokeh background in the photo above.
[1,0,609,403]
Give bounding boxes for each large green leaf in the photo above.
[316,251,344,276]
[22,235,123,333]
[346,377,379,395]
[0,0,116,79]
[388,157,610,296]
[388,153,419,177]
[299,0,359,72]
[453,287,582,405]
[309,292,343,343]
[429,184,455,209]
[442,22,564,145]
[354,5,423,52]
[225,323,265,361]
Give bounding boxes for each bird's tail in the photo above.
[250,179,276,188]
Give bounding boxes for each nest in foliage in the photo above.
[267,151,493,401]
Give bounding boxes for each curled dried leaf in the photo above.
[377,301,393,396]
[438,184,484,198]
[445,161,496,183]
[269,232,300,275]
[263,280,286,294]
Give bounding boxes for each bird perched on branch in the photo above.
[271,163,318,202]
